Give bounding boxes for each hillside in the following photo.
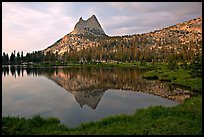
[42,16,202,62]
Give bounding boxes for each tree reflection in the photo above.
[10,66,16,78]
[17,66,21,77]
[2,66,9,77]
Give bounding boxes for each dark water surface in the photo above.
[2,66,178,127]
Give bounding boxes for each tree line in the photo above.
[2,50,58,65]
[2,35,202,66]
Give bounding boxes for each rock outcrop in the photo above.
[71,15,106,36]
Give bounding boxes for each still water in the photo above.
[2,66,178,127]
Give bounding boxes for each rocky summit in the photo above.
[43,15,107,55]
[71,15,106,36]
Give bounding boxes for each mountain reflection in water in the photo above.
[2,66,185,110]
[3,66,183,127]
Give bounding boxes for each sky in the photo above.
[2,2,202,55]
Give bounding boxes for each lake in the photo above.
[2,66,178,127]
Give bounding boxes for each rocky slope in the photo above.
[43,16,202,57]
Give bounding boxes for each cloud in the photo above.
[2,2,202,55]
[2,2,76,54]
[102,2,202,35]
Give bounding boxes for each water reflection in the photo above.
[3,66,183,127]
[2,66,189,109]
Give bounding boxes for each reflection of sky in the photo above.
[2,71,178,128]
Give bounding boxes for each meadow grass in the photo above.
[143,64,202,93]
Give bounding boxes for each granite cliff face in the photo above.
[71,15,106,36]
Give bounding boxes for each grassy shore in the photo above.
[143,63,202,93]
[21,61,153,70]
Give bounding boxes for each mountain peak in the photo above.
[90,15,97,19]
[79,17,83,21]
[71,15,106,36]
